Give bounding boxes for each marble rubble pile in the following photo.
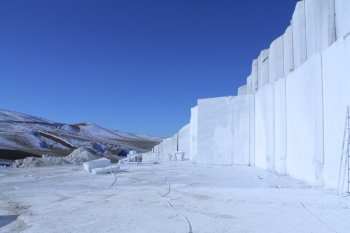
[12,147,98,168]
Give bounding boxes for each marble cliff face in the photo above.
[151,0,350,189]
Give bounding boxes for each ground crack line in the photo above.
[159,177,192,233]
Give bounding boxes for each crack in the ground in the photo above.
[159,177,192,233]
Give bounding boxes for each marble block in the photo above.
[255,83,275,170]
[231,95,250,164]
[197,97,233,165]
[335,0,350,39]
[269,36,284,84]
[190,106,198,163]
[238,85,247,96]
[258,49,269,89]
[247,76,252,94]
[292,1,307,69]
[283,26,294,77]
[178,124,190,153]
[83,158,111,173]
[305,0,335,58]
[251,59,258,92]
[274,77,287,175]
[248,94,255,166]
[286,53,324,184]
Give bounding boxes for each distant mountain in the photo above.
[0,109,163,161]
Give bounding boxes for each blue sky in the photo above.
[0,0,298,137]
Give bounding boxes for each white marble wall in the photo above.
[197,97,233,165]
[178,124,190,157]
[238,85,247,95]
[292,1,307,69]
[190,106,198,163]
[248,94,255,166]
[255,83,275,170]
[322,37,350,188]
[269,36,284,84]
[251,59,258,93]
[257,49,270,89]
[305,0,335,58]
[231,95,250,164]
[274,77,287,175]
[286,54,324,184]
[161,138,173,153]
[283,26,294,77]
[335,0,350,39]
[247,76,252,94]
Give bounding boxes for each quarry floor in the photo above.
[0,162,349,233]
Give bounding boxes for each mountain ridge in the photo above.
[0,109,163,161]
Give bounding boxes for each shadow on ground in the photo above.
[0,215,19,228]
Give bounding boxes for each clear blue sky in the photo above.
[0,0,298,137]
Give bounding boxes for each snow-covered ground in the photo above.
[0,162,349,233]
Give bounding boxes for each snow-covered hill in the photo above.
[0,109,163,160]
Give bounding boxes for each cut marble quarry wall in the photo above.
[246,76,252,94]
[292,1,307,69]
[238,85,247,95]
[283,26,294,77]
[274,78,287,175]
[231,95,250,165]
[335,0,350,39]
[254,84,275,170]
[286,54,324,184]
[257,50,269,89]
[248,94,255,166]
[251,60,258,93]
[151,0,350,188]
[197,97,233,165]
[322,37,350,188]
[178,124,190,158]
[190,106,198,162]
[305,0,335,58]
[268,36,284,84]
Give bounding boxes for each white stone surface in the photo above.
[258,49,269,89]
[283,26,294,78]
[255,84,275,170]
[153,145,159,154]
[91,165,120,174]
[178,124,190,156]
[255,86,275,170]
[292,1,307,69]
[274,77,287,175]
[238,85,247,96]
[322,37,350,188]
[246,76,252,94]
[83,158,111,173]
[248,94,255,166]
[335,0,350,39]
[231,95,250,164]
[269,36,284,84]
[142,152,159,163]
[190,106,198,163]
[251,59,258,93]
[161,138,172,153]
[286,54,324,184]
[305,0,335,58]
[197,97,233,165]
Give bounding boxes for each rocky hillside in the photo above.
[0,109,163,161]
